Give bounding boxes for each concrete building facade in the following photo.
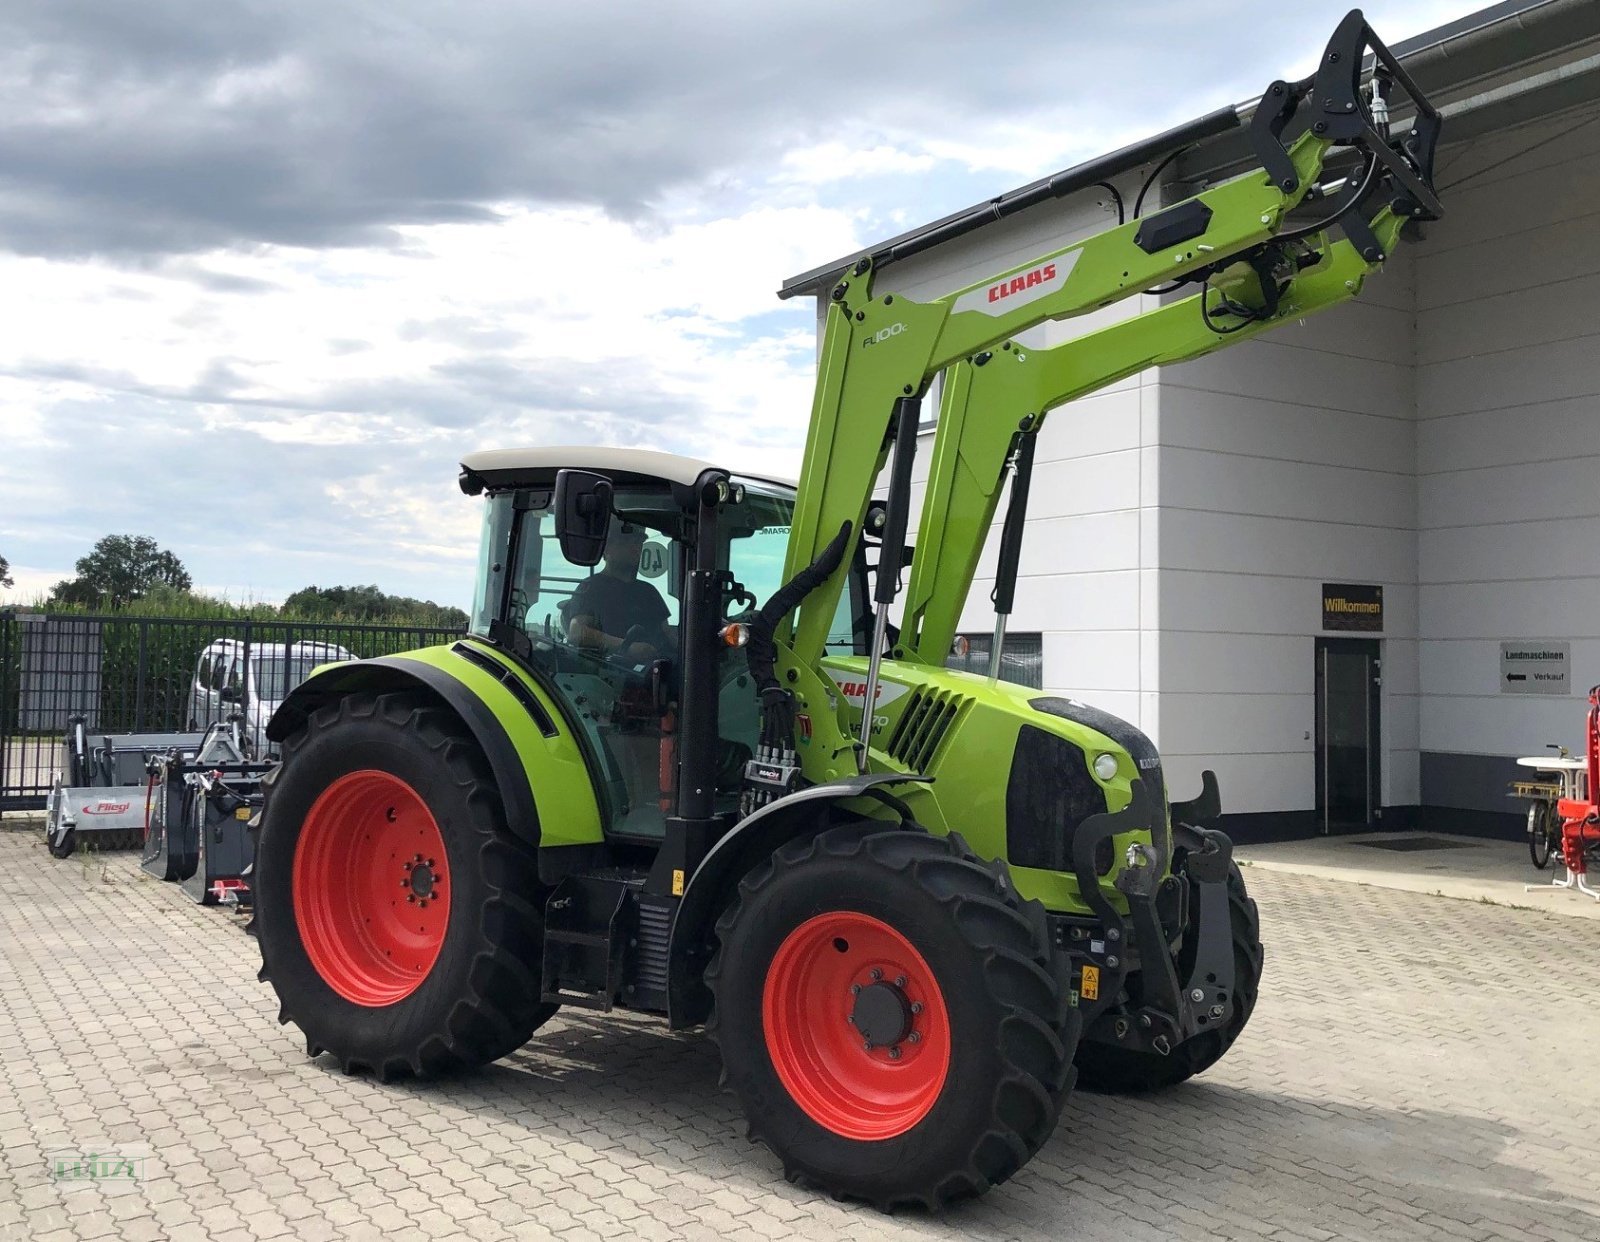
[783,0,1600,840]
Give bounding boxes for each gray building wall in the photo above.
[1149,253,1419,820]
[1413,107,1600,829]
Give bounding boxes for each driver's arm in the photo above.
[567,612,626,654]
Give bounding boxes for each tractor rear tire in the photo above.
[1075,863,1261,1094]
[252,692,557,1079]
[707,824,1076,1211]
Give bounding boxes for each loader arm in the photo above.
[898,210,1409,666]
[766,9,1441,776]
[780,128,1330,656]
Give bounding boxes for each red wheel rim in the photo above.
[762,912,950,1141]
[293,770,450,1007]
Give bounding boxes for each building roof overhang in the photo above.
[779,0,1600,301]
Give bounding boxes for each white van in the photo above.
[188,639,354,741]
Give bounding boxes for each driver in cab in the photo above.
[566,522,671,664]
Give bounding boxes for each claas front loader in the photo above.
[252,11,1441,1209]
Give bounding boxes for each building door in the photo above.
[1315,638,1381,833]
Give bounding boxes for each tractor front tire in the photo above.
[1075,863,1262,1094]
[253,692,556,1079]
[708,825,1076,1211]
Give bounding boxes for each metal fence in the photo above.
[0,611,464,813]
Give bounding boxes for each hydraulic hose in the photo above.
[746,520,853,746]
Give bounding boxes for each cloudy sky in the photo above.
[0,0,1483,609]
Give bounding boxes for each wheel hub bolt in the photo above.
[1209,1004,1225,1019]
[1190,988,1205,1003]
[907,1031,921,1044]
[894,975,907,988]
[888,1047,902,1060]
[910,1001,923,1015]
[869,968,882,982]
[850,983,861,995]
[863,1040,873,1051]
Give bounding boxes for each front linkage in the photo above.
[1062,777,1239,1060]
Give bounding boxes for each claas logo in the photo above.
[988,262,1057,303]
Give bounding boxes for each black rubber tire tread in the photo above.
[46,827,76,859]
[1075,863,1262,1094]
[1530,803,1553,870]
[706,823,1078,1212]
[251,691,557,1080]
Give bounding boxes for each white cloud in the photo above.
[0,0,1496,608]
[0,194,861,604]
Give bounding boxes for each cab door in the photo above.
[505,494,683,840]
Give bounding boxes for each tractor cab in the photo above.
[459,446,861,841]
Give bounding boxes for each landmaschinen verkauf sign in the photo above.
[1500,642,1569,695]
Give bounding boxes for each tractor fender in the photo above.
[266,647,594,859]
[666,772,931,1028]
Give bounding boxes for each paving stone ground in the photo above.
[2,827,1598,1241]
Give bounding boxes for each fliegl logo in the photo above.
[861,321,908,349]
[81,800,131,816]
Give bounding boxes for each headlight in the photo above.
[1092,752,1118,781]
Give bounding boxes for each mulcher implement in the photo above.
[252,11,1443,1210]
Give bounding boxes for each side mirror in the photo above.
[219,686,239,704]
[553,469,614,567]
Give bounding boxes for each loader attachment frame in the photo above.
[763,9,1441,778]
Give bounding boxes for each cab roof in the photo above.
[459,446,794,492]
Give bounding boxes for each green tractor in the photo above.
[253,11,1440,1209]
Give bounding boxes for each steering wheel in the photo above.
[609,622,671,669]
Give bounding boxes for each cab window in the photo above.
[726,482,859,654]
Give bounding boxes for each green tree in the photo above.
[0,551,12,589]
[52,534,192,607]
[282,584,468,629]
